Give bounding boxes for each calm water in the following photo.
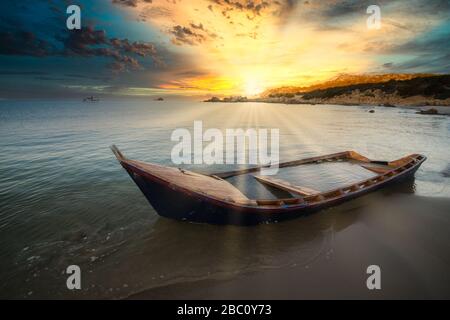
[0,100,449,299]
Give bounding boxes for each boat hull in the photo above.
[123,162,421,226]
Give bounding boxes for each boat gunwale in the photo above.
[118,151,426,214]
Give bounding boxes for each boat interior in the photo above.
[111,146,424,208]
[212,151,423,207]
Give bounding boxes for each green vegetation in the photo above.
[301,75,450,100]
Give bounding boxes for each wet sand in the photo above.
[130,194,450,299]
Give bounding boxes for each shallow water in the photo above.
[0,100,449,299]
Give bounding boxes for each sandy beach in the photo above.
[129,193,450,300]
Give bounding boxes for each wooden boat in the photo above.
[111,145,426,226]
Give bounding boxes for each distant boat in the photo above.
[83,96,99,102]
[155,97,164,101]
[111,146,426,226]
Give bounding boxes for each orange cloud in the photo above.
[114,0,449,96]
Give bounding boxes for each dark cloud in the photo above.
[62,27,109,56]
[63,27,149,72]
[202,0,301,28]
[0,30,54,57]
[207,0,271,16]
[319,0,367,19]
[0,25,162,73]
[109,56,141,72]
[0,0,170,79]
[112,0,153,7]
[190,22,220,39]
[389,33,450,55]
[209,0,303,18]
[111,38,157,56]
[170,25,206,46]
[393,54,450,73]
[62,27,157,72]
[380,31,450,73]
[190,23,205,30]
[310,0,450,30]
[169,22,222,46]
[110,38,163,66]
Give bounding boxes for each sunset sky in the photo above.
[0,0,449,98]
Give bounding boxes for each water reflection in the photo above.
[120,178,417,298]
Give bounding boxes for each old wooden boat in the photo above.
[111,145,426,226]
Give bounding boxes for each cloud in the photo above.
[109,56,141,72]
[62,26,163,72]
[0,24,163,73]
[0,30,54,57]
[388,32,450,55]
[3,0,450,98]
[308,0,450,30]
[62,27,109,56]
[190,23,205,30]
[190,22,220,39]
[108,0,450,93]
[170,25,206,45]
[110,38,157,56]
[139,5,172,20]
[383,32,450,73]
[112,0,153,7]
[394,54,450,73]
[207,0,272,16]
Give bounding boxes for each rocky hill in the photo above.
[261,73,435,98]
[261,75,450,107]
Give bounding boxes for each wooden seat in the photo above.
[254,175,320,196]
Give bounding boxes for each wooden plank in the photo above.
[388,155,415,167]
[111,144,126,161]
[347,151,371,162]
[360,164,391,174]
[127,160,250,202]
[254,175,320,196]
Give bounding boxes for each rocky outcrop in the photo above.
[204,96,248,103]
[417,108,439,115]
[255,75,450,107]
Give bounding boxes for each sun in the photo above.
[243,78,265,97]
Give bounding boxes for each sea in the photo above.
[0,99,449,299]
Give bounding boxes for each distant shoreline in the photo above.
[204,74,450,114]
[204,97,450,115]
